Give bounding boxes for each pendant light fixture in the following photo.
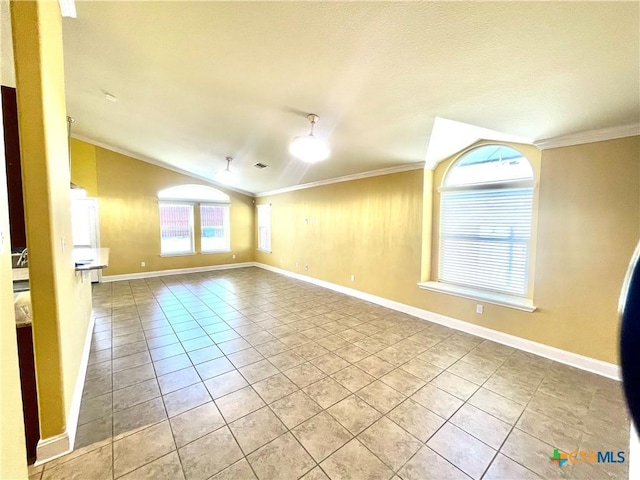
[289,113,330,163]
[216,157,237,185]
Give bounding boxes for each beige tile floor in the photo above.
[28,267,630,480]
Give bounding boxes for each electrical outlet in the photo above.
[476,304,484,314]
[232,254,236,259]
[304,264,309,271]
[141,261,145,267]
[350,274,355,282]
[295,262,299,268]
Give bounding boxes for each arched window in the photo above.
[439,145,534,297]
[158,185,231,255]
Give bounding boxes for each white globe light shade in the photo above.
[215,168,236,185]
[289,134,330,163]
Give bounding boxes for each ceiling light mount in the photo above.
[289,113,330,163]
[307,113,319,128]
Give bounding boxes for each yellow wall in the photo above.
[70,137,97,197]
[257,136,639,364]
[11,0,93,444]
[533,136,639,362]
[256,169,424,301]
[70,141,256,276]
[0,45,28,480]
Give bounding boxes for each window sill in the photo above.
[257,249,272,254]
[417,281,536,312]
[160,252,195,257]
[201,250,231,254]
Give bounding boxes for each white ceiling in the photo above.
[28,2,640,193]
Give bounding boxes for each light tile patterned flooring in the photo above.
[29,267,629,480]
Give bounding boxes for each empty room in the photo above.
[1,1,639,480]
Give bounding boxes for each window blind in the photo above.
[200,204,230,252]
[159,203,194,254]
[257,204,271,252]
[439,187,533,296]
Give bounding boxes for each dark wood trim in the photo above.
[2,85,27,250]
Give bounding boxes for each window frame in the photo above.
[421,144,537,311]
[159,201,196,256]
[256,203,272,253]
[200,203,231,253]
[157,185,232,257]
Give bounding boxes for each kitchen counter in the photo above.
[12,267,29,281]
[14,291,32,327]
[73,247,110,271]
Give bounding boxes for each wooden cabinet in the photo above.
[16,323,39,464]
[2,85,27,250]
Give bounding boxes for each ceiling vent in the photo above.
[253,162,269,169]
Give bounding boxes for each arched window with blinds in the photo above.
[439,145,535,297]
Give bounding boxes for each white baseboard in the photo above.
[35,432,70,466]
[35,312,95,464]
[67,312,95,451]
[254,262,621,380]
[630,424,640,478]
[101,262,255,282]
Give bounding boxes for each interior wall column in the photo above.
[10,0,72,448]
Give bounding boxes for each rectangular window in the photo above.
[257,204,271,252]
[200,204,230,252]
[439,188,533,296]
[159,203,195,255]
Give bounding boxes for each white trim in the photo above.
[34,313,95,464]
[66,312,95,451]
[71,134,254,197]
[35,432,70,465]
[256,162,425,197]
[101,262,255,282]
[534,124,640,150]
[630,424,639,478]
[254,262,620,380]
[418,281,535,312]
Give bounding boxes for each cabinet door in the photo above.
[2,86,27,250]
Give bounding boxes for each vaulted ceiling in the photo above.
[36,2,640,193]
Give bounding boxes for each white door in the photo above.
[71,197,101,282]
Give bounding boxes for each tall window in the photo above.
[201,204,230,252]
[159,203,194,255]
[439,145,534,297]
[158,185,230,255]
[257,204,271,252]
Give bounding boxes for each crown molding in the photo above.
[256,162,425,198]
[71,134,255,198]
[534,124,640,150]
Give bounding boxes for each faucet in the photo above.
[17,248,28,267]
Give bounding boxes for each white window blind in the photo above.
[257,204,271,252]
[439,187,533,296]
[159,203,194,254]
[201,204,230,252]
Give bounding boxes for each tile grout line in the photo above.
[73,268,627,480]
